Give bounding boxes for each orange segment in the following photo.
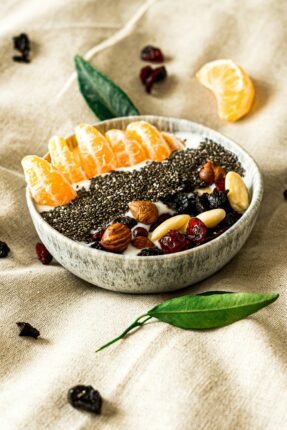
[75,124,117,178]
[48,136,87,183]
[126,121,171,162]
[105,129,147,167]
[162,132,185,152]
[22,155,76,206]
[196,59,255,121]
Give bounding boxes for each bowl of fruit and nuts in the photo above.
[23,116,263,293]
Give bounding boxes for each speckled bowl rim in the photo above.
[26,115,264,261]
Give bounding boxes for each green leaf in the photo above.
[96,291,279,352]
[147,292,279,330]
[74,55,140,120]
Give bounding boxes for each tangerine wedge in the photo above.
[105,129,147,167]
[196,59,255,121]
[126,121,171,162]
[162,132,185,152]
[22,155,77,206]
[75,124,117,178]
[48,136,87,183]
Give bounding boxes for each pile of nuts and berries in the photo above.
[86,160,250,256]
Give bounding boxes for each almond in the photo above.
[128,200,158,224]
[150,214,190,241]
[100,223,131,253]
[199,160,215,184]
[196,208,226,228]
[225,171,250,213]
[131,236,154,249]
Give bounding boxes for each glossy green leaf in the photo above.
[74,55,140,120]
[96,291,279,352]
[147,292,279,329]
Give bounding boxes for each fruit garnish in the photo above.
[105,129,147,167]
[35,242,53,265]
[22,155,76,206]
[145,66,167,94]
[196,59,255,121]
[16,322,40,339]
[68,385,102,414]
[161,132,185,151]
[127,121,171,162]
[140,45,164,63]
[132,227,148,238]
[48,136,87,183]
[159,230,191,254]
[137,247,163,256]
[75,124,117,178]
[186,218,207,245]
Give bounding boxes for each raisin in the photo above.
[0,241,10,258]
[90,241,104,250]
[283,189,287,200]
[35,243,53,265]
[207,190,229,210]
[145,66,167,93]
[161,193,196,215]
[68,385,102,414]
[140,45,164,62]
[113,216,137,229]
[16,322,40,339]
[140,65,153,85]
[13,33,31,63]
[138,247,163,256]
[195,193,210,214]
[149,213,172,232]
[159,230,191,254]
[132,227,148,238]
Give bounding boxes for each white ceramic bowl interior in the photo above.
[26,116,263,293]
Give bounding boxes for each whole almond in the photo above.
[197,208,226,228]
[100,223,131,253]
[225,171,250,213]
[128,200,158,224]
[131,236,154,249]
[199,160,215,184]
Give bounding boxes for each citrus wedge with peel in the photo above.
[196,59,255,121]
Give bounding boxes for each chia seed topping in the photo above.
[41,139,244,241]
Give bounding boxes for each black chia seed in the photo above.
[41,139,244,241]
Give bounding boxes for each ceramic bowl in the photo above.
[26,115,263,293]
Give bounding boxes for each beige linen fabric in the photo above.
[1,0,287,428]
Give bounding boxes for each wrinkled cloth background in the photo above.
[1,0,287,429]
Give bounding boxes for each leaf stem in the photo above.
[96,314,152,353]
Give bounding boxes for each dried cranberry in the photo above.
[149,213,172,232]
[16,322,40,339]
[216,178,225,192]
[138,247,163,256]
[113,216,137,229]
[140,45,164,63]
[283,189,287,200]
[133,227,148,238]
[145,66,167,93]
[140,65,153,85]
[68,385,102,414]
[159,230,191,254]
[35,243,53,265]
[0,241,10,258]
[186,218,207,245]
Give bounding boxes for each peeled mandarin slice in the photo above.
[22,155,77,206]
[105,129,147,167]
[150,214,190,241]
[75,124,117,178]
[162,132,185,152]
[126,121,171,162]
[196,59,255,121]
[48,136,87,183]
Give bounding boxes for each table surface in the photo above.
[1,0,287,429]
